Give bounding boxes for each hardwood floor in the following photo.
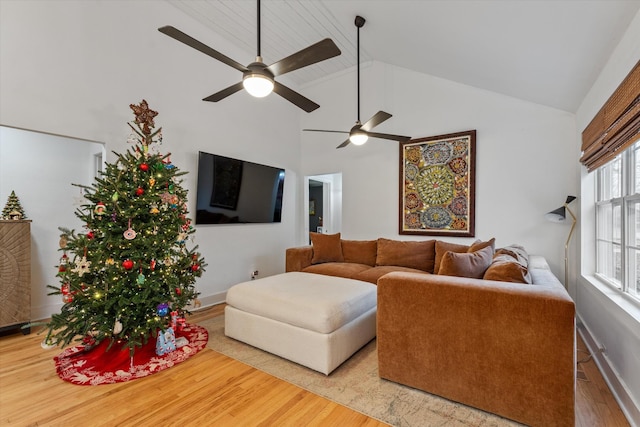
[0,305,630,426]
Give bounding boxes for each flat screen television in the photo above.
[195,151,285,224]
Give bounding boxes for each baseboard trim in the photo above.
[577,317,640,427]
[188,291,226,311]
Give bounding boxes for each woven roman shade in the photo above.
[580,60,640,172]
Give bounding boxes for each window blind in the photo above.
[581,60,640,172]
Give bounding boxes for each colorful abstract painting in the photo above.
[400,130,476,236]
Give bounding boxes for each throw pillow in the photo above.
[376,238,436,273]
[469,237,496,253]
[310,232,344,264]
[438,245,494,279]
[496,244,529,266]
[484,254,532,284]
[434,241,470,274]
[341,239,377,266]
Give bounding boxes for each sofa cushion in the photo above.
[376,238,436,273]
[438,245,494,279]
[434,241,470,274]
[342,239,377,266]
[353,265,429,284]
[310,232,344,264]
[301,262,371,280]
[483,254,532,284]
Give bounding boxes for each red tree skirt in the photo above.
[53,324,208,385]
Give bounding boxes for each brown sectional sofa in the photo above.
[285,233,576,427]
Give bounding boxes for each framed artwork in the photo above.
[399,130,476,237]
[309,200,316,216]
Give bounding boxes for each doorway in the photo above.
[304,173,342,242]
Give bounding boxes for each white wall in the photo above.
[575,10,640,425]
[0,126,105,319]
[301,61,578,279]
[0,0,303,317]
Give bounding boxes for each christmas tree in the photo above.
[1,190,27,220]
[44,100,205,356]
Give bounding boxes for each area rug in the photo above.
[199,316,522,427]
[53,324,208,385]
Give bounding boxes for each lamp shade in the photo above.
[242,74,274,98]
[545,206,566,223]
[349,132,368,145]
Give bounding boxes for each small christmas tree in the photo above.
[2,190,27,220]
[44,100,205,356]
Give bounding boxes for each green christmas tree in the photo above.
[1,190,27,220]
[45,100,205,355]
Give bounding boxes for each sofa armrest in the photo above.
[377,272,575,427]
[285,246,313,272]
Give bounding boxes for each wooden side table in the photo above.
[0,220,31,335]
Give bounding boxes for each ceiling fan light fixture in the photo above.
[243,73,274,98]
[349,131,368,145]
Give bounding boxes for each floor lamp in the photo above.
[545,196,577,289]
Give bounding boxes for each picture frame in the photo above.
[309,200,316,216]
[399,130,476,237]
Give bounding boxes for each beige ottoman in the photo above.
[225,272,377,375]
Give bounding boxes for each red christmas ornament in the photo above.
[135,187,144,196]
[62,293,73,303]
[191,264,200,272]
[150,259,157,271]
[86,231,95,239]
[122,259,134,270]
[58,265,67,272]
[175,287,182,295]
[139,163,149,172]
[61,283,70,295]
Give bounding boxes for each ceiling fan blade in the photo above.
[336,139,351,149]
[303,129,349,134]
[273,81,320,112]
[267,39,341,77]
[366,131,412,142]
[361,111,392,132]
[203,82,244,102]
[158,26,248,73]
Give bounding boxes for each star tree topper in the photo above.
[129,99,162,147]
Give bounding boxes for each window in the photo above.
[596,140,640,301]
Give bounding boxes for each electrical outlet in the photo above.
[251,270,259,280]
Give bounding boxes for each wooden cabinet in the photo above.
[0,220,31,334]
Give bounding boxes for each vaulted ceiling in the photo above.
[167,0,640,113]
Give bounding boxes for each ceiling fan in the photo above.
[304,16,411,148]
[158,0,341,112]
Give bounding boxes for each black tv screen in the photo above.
[195,152,285,224]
